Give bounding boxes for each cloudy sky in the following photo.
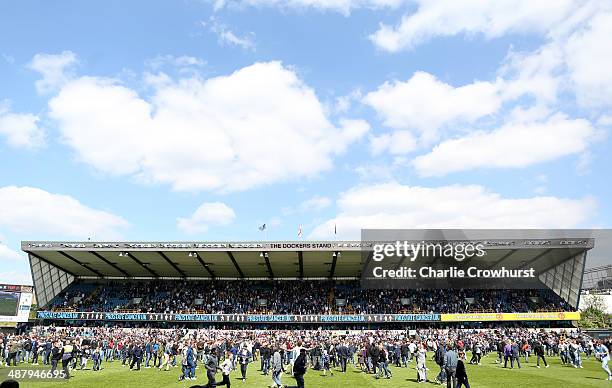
[1,0,611,284]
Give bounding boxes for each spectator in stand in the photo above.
[47,280,573,316]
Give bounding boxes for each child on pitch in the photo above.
[322,349,333,376]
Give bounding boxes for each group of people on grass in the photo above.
[1,326,611,386]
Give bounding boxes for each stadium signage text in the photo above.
[269,243,333,249]
[36,311,578,323]
[22,238,594,252]
[36,311,442,323]
[441,312,581,322]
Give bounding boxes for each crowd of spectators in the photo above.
[4,325,611,383]
[47,280,573,315]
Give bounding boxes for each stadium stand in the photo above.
[46,280,572,315]
[2,238,610,386]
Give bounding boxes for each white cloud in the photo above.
[565,11,612,108]
[499,43,564,104]
[363,71,501,144]
[369,130,416,155]
[300,195,331,211]
[0,270,33,286]
[0,186,129,239]
[412,113,596,177]
[0,100,44,149]
[212,0,404,16]
[369,0,612,112]
[496,4,611,107]
[0,243,30,285]
[282,195,332,215]
[146,55,206,70]
[28,51,77,94]
[204,18,256,51]
[364,5,607,172]
[333,89,362,114]
[311,182,596,238]
[369,0,577,52]
[354,163,396,182]
[217,30,255,51]
[0,243,22,262]
[177,202,236,234]
[576,150,592,175]
[48,61,369,192]
[598,115,612,126]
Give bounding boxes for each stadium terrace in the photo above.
[21,239,592,327]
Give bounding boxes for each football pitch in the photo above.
[0,297,18,316]
[5,354,610,388]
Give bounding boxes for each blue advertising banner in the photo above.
[36,311,441,323]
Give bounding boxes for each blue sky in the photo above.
[1,0,611,284]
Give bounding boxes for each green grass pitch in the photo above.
[0,297,18,316]
[5,353,611,388]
